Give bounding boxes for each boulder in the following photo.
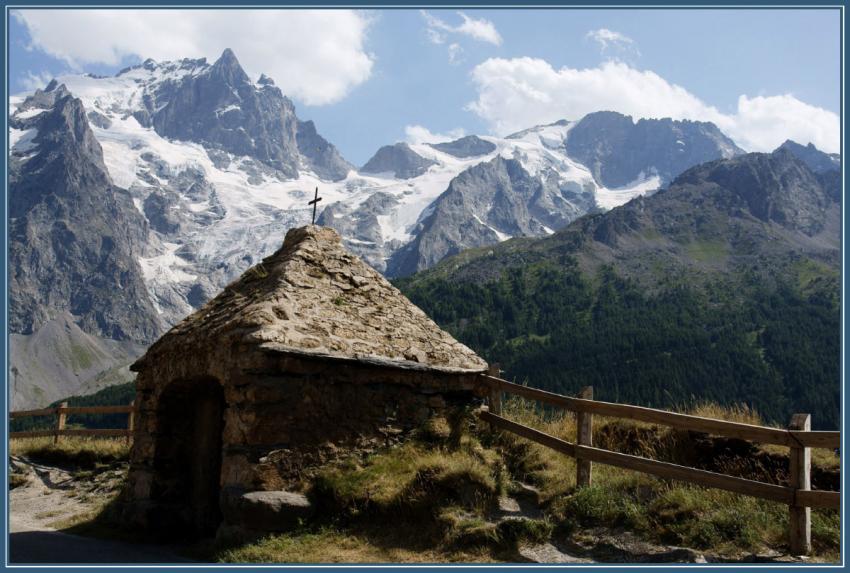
[220,487,313,532]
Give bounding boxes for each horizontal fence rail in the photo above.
[9,404,134,418]
[478,372,840,556]
[10,402,135,444]
[480,375,840,450]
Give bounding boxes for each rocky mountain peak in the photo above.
[429,135,496,158]
[257,73,275,86]
[361,143,437,179]
[775,140,840,174]
[10,87,107,215]
[218,47,238,64]
[210,47,250,85]
[135,48,350,181]
[385,153,594,277]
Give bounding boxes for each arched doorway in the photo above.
[153,377,225,539]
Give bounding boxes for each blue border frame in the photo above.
[0,2,845,571]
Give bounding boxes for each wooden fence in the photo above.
[478,367,840,556]
[9,402,135,443]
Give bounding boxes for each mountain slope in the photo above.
[9,313,144,410]
[396,150,840,428]
[42,50,362,328]
[13,54,746,308]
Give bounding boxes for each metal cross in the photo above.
[308,186,322,225]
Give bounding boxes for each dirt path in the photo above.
[9,456,193,564]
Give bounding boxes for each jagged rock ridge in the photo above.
[133,49,352,181]
[564,111,743,188]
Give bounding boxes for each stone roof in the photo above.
[133,226,487,373]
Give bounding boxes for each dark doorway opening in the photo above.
[153,377,225,539]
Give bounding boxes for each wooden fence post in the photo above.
[576,386,593,488]
[488,363,501,416]
[788,413,812,555]
[54,402,68,444]
[126,400,136,445]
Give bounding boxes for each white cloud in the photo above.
[447,43,463,65]
[467,57,839,153]
[18,70,57,92]
[13,9,374,106]
[455,12,502,45]
[728,94,841,153]
[422,11,502,46]
[405,124,466,145]
[585,28,637,55]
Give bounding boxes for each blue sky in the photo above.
[9,8,841,164]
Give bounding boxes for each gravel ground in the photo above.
[9,456,192,564]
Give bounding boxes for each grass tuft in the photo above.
[311,439,499,519]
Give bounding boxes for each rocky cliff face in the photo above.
[296,119,353,181]
[9,84,161,342]
[564,111,743,188]
[8,84,161,408]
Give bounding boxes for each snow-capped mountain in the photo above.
[321,117,737,276]
[8,48,745,407]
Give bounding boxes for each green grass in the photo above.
[495,397,841,561]
[684,239,729,263]
[310,437,501,518]
[217,525,497,564]
[639,228,663,241]
[10,436,130,468]
[792,259,838,290]
[218,414,557,564]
